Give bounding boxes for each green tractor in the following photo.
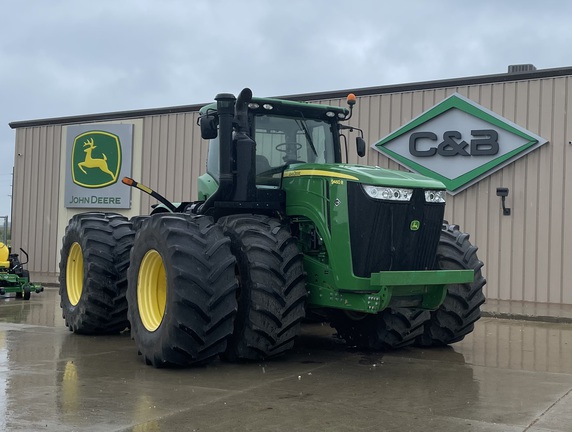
[0,242,44,300]
[59,88,485,367]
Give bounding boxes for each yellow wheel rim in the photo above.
[66,242,84,306]
[137,249,167,332]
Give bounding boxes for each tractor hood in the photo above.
[283,163,446,189]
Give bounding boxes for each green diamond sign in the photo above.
[372,93,548,194]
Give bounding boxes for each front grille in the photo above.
[347,182,445,278]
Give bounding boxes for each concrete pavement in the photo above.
[1,288,571,431]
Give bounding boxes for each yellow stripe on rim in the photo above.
[283,169,359,180]
[137,249,167,332]
[66,242,84,306]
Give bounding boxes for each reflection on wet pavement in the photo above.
[1,289,571,431]
[456,317,572,374]
[0,289,66,328]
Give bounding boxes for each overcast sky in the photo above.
[1,0,571,222]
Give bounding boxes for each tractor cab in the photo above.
[205,108,340,188]
[197,90,364,214]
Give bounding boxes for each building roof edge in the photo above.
[10,66,572,129]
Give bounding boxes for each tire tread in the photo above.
[416,223,486,347]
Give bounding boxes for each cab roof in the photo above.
[199,97,349,120]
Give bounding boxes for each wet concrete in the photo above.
[1,289,571,432]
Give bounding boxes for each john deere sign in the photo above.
[64,124,133,208]
[373,93,548,194]
[71,131,121,188]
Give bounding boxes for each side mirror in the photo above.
[356,137,366,157]
[200,115,218,140]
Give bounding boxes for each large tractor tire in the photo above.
[416,223,486,347]
[218,215,307,361]
[130,215,150,232]
[331,308,430,350]
[127,214,238,367]
[59,212,134,334]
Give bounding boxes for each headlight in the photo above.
[424,190,446,203]
[363,185,413,201]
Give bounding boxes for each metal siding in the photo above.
[139,112,206,214]
[39,125,56,273]
[547,78,566,304]
[535,80,551,302]
[12,125,62,277]
[141,116,162,213]
[35,128,47,272]
[139,117,153,213]
[173,114,185,200]
[12,131,24,258]
[157,116,169,200]
[17,129,32,269]
[512,81,530,301]
[563,79,572,304]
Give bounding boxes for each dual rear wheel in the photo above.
[59,212,306,367]
[218,215,307,361]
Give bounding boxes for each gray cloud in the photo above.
[2,0,571,217]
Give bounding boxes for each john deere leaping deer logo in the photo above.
[71,131,121,188]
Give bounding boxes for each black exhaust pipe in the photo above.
[198,92,236,215]
[235,88,252,133]
[215,92,236,201]
[199,88,263,216]
[233,88,257,202]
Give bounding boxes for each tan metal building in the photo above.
[9,66,572,305]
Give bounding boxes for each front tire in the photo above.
[127,214,238,367]
[59,212,133,334]
[219,215,307,361]
[416,223,486,346]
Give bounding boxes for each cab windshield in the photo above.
[253,114,337,184]
[206,114,338,186]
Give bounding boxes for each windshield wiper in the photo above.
[296,119,318,157]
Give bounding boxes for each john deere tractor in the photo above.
[0,242,43,300]
[59,88,485,367]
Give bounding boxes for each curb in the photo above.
[482,310,572,324]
